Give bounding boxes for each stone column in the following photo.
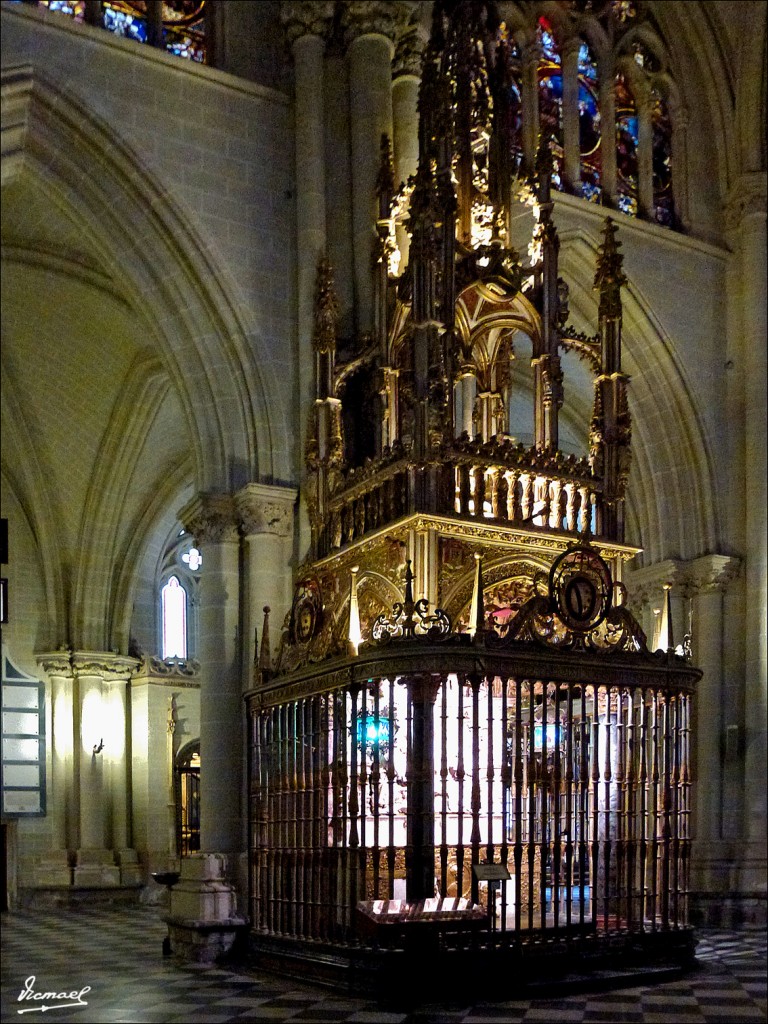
[282,2,332,557]
[235,483,297,690]
[685,558,740,844]
[36,652,75,886]
[599,61,617,208]
[105,672,141,885]
[561,38,581,194]
[172,494,246,961]
[392,19,423,269]
[636,88,654,220]
[180,494,241,857]
[282,3,332,447]
[734,175,767,857]
[345,1,396,337]
[70,651,138,886]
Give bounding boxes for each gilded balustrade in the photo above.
[321,443,602,557]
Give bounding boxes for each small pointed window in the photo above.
[578,41,602,202]
[161,575,187,660]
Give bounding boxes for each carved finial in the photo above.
[313,256,340,355]
[594,218,627,318]
[469,552,485,639]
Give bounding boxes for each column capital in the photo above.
[682,554,742,595]
[625,553,742,605]
[343,1,399,48]
[235,483,297,538]
[36,650,75,678]
[178,493,239,545]
[393,20,427,80]
[70,650,140,682]
[280,1,334,47]
[724,171,768,235]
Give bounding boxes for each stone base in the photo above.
[33,850,72,887]
[166,853,249,963]
[166,916,249,963]
[690,840,767,927]
[18,885,142,909]
[116,848,142,886]
[73,848,120,887]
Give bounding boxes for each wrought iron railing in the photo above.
[247,642,696,949]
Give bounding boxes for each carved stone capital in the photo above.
[393,16,427,79]
[178,493,239,546]
[724,171,768,238]
[344,1,399,47]
[235,483,297,538]
[625,554,742,606]
[624,559,682,609]
[280,0,334,46]
[70,650,140,682]
[682,554,742,595]
[36,650,74,678]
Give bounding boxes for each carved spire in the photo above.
[468,552,485,639]
[594,218,627,324]
[313,256,340,357]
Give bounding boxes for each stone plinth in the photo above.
[73,848,120,887]
[33,850,72,887]
[116,848,142,886]
[166,854,248,963]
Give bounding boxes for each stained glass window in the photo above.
[578,40,601,202]
[651,87,674,225]
[103,0,148,44]
[162,0,206,63]
[615,73,638,216]
[161,575,187,660]
[499,25,524,175]
[38,0,85,19]
[537,16,563,188]
[39,0,209,62]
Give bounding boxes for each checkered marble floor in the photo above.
[1,905,765,1023]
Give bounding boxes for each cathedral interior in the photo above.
[0,0,766,993]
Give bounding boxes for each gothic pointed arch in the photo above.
[1,65,290,490]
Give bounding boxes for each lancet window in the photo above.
[157,530,202,662]
[578,40,602,201]
[481,3,682,228]
[537,16,564,190]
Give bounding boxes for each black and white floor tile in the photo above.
[1,905,765,1023]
